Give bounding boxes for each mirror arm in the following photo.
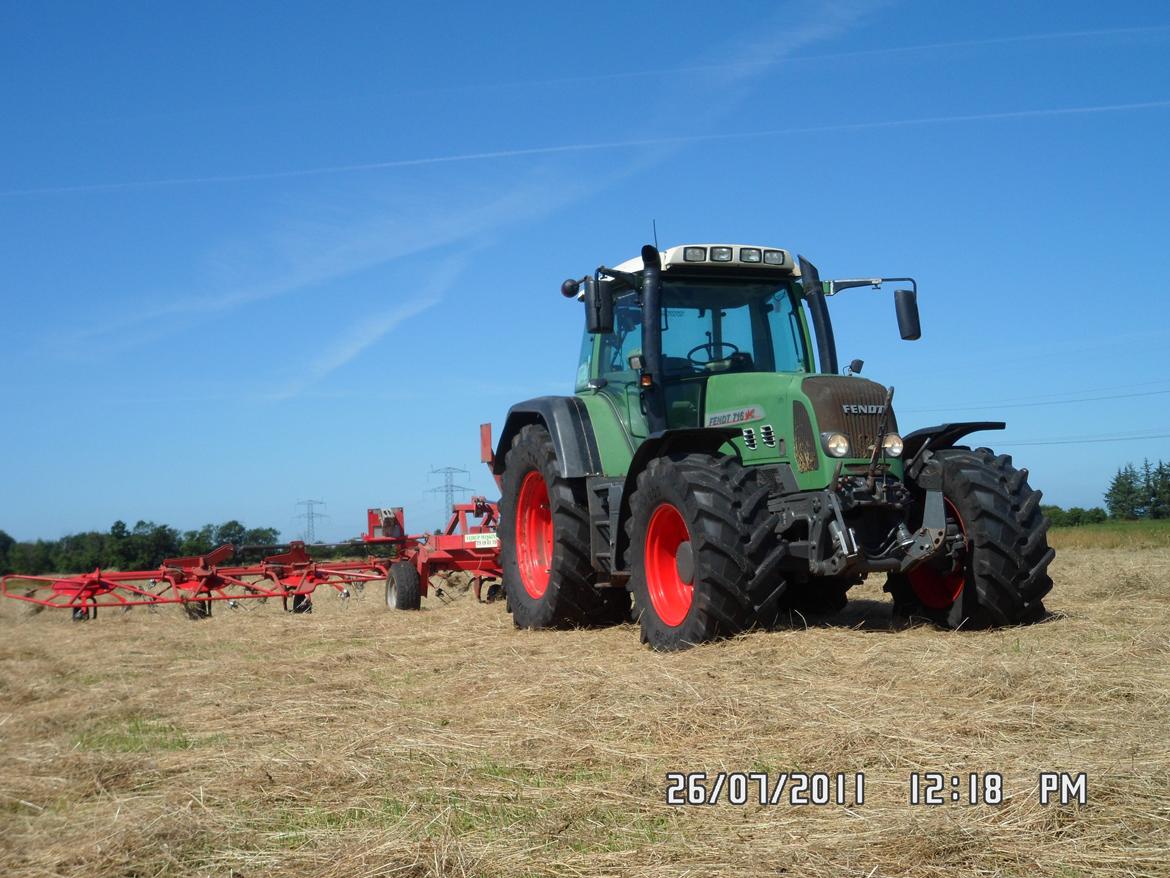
[828,277,917,296]
[596,265,639,289]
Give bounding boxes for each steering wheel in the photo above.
[687,340,741,366]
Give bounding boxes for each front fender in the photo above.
[903,421,1005,470]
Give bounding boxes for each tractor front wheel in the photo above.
[500,424,603,628]
[886,447,1054,628]
[627,454,778,650]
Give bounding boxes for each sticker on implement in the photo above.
[464,532,500,548]
[705,405,766,427]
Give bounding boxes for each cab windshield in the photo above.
[658,279,809,378]
[592,279,810,390]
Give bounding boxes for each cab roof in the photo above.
[612,243,799,275]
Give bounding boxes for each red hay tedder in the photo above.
[1,498,500,621]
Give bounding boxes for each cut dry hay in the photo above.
[1,550,1168,877]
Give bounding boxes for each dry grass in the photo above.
[2,552,1168,877]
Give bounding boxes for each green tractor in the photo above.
[491,243,1054,649]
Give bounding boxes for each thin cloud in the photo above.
[43,0,885,353]
[10,98,1169,198]
[52,176,589,347]
[268,257,467,400]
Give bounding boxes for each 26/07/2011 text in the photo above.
[665,772,864,807]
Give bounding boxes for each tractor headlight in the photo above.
[739,247,762,263]
[763,249,785,265]
[821,432,850,458]
[710,246,733,262]
[683,246,707,262]
[882,432,904,457]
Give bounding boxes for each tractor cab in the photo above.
[574,244,813,439]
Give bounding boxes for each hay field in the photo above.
[2,550,1168,878]
[1048,520,1170,550]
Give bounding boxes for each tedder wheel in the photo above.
[886,447,1054,628]
[184,598,212,620]
[291,593,313,614]
[499,423,609,628]
[626,453,785,650]
[385,561,421,611]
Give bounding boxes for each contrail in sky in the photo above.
[5,99,1169,197]
[513,24,1170,88]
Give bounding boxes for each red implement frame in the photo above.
[362,496,500,601]
[1,542,389,619]
[3,426,504,619]
[3,501,500,618]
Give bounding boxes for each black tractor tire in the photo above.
[783,575,858,619]
[886,447,1054,628]
[385,561,422,611]
[499,424,604,628]
[626,453,786,650]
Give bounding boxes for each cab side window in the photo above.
[598,293,642,382]
[575,332,593,391]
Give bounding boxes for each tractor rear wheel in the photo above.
[500,424,603,628]
[386,561,421,610]
[886,447,1054,628]
[626,453,783,650]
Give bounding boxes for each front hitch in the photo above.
[898,458,947,571]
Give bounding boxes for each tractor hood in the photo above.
[703,372,899,488]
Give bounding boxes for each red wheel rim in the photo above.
[515,471,553,599]
[644,503,693,627]
[907,499,967,609]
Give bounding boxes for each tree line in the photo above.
[1038,458,1168,527]
[3,459,1167,574]
[1103,459,1170,520]
[0,520,281,576]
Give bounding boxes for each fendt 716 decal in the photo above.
[705,405,766,427]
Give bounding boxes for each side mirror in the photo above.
[583,275,614,334]
[894,289,921,340]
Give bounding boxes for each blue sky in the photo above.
[2,0,1169,542]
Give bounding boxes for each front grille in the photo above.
[802,377,898,458]
[792,402,818,472]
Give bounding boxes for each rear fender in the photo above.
[493,397,602,479]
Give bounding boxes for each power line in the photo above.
[295,499,328,543]
[926,378,1170,406]
[997,432,1170,447]
[903,388,1170,414]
